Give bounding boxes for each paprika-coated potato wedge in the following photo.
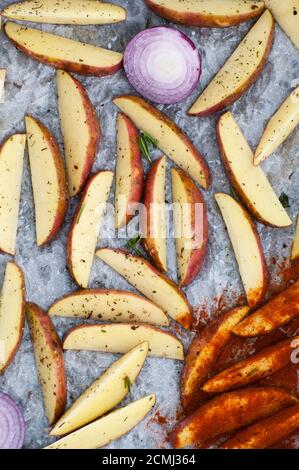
[170,387,298,448]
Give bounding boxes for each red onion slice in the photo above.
[124,26,201,104]
[0,392,25,449]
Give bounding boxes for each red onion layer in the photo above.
[0,392,25,449]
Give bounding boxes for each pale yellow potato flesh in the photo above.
[188,10,274,115]
[0,263,25,372]
[50,342,148,436]
[63,324,184,360]
[148,0,264,16]
[69,171,113,288]
[218,112,292,227]
[254,86,299,164]
[2,0,126,24]
[0,135,25,255]
[265,0,299,49]
[45,394,156,449]
[48,290,169,326]
[291,213,299,262]
[0,69,6,102]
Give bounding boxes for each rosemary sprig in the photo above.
[123,375,133,392]
[76,203,86,224]
[279,192,290,208]
[138,131,158,163]
[126,235,143,256]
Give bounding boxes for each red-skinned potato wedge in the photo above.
[172,168,208,287]
[96,248,192,329]
[221,403,299,449]
[217,111,292,228]
[4,22,123,76]
[115,113,143,229]
[181,306,249,412]
[26,303,67,425]
[233,281,299,337]
[170,387,298,448]
[188,10,274,116]
[113,95,211,189]
[56,70,100,197]
[0,134,26,255]
[0,262,26,374]
[291,213,299,262]
[25,115,68,246]
[215,193,268,307]
[67,171,113,288]
[265,0,299,50]
[145,0,265,27]
[48,289,169,326]
[143,156,167,272]
[203,336,299,393]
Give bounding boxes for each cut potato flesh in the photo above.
[4,22,123,76]
[50,342,148,436]
[0,69,6,102]
[56,70,100,197]
[45,394,156,449]
[63,323,184,360]
[48,289,168,326]
[215,193,267,307]
[96,248,192,329]
[113,95,211,189]
[3,0,126,24]
[265,0,299,50]
[0,134,26,255]
[0,263,25,373]
[217,112,292,227]
[291,213,299,262]
[67,171,113,288]
[188,10,274,116]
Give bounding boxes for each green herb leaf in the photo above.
[143,131,158,148]
[76,203,86,224]
[123,375,132,392]
[279,192,290,208]
[138,131,158,163]
[126,235,143,256]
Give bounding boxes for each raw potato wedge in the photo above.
[203,336,299,393]
[27,303,67,425]
[143,156,167,272]
[50,342,148,436]
[56,70,100,197]
[113,95,211,189]
[25,115,68,246]
[217,112,292,227]
[45,394,155,449]
[3,0,126,25]
[67,171,113,288]
[115,113,143,229]
[0,69,6,102]
[215,193,268,307]
[96,248,192,329]
[172,168,208,287]
[145,0,265,27]
[63,323,184,360]
[291,213,299,262]
[4,22,123,76]
[265,0,299,50]
[48,289,169,326]
[188,10,274,116]
[254,87,299,165]
[181,306,249,412]
[233,281,299,337]
[222,404,299,449]
[0,263,26,373]
[170,387,298,448]
[0,134,26,255]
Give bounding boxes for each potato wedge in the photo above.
[188,10,274,116]
[217,111,292,227]
[45,394,155,449]
[0,134,26,255]
[0,69,6,102]
[233,281,299,336]
[67,171,113,288]
[0,263,26,373]
[50,342,148,436]
[170,387,297,448]
[265,0,299,50]
[145,0,265,27]
[4,22,123,76]
[113,95,211,189]
[3,0,126,25]
[63,323,184,360]
[203,336,299,393]
[48,289,168,326]
[27,303,67,425]
[181,306,249,412]
[96,248,192,329]
[222,404,299,449]
[291,214,299,262]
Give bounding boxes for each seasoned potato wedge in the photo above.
[291,214,299,262]
[265,0,299,50]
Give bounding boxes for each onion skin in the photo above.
[0,392,25,449]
